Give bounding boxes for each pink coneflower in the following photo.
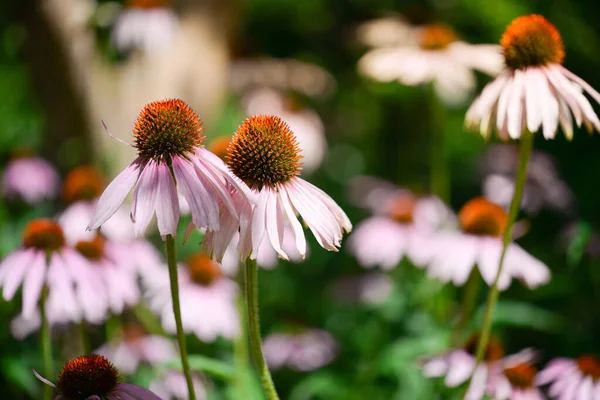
[348,186,453,269]
[36,354,161,400]
[88,99,248,238]
[466,14,600,140]
[96,324,177,375]
[111,0,178,54]
[2,154,59,204]
[536,355,600,399]
[422,335,534,400]
[0,219,108,323]
[241,87,327,174]
[207,115,351,262]
[73,235,140,315]
[149,370,207,400]
[489,361,545,400]
[145,252,239,342]
[263,328,337,372]
[421,197,550,289]
[359,23,503,106]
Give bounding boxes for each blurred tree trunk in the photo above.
[17,0,234,174]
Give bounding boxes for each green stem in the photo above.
[475,132,534,362]
[234,270,250,398]
[40,287,53,400]
[245,258,279,400]
[165,235,196,400]
[78,321,89,355]
[429,84,450,202]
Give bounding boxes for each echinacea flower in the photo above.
[421,197,550,290]
[149,370,207,400]
[145,252,239,342]
[111,0,178,54]
[481,144,573,215]
[207,115,351,262]
[88,99,249,238]
[263,328,337,372]
[2,154,59,204]
[0,219,108,324]
[347,181,453,269]
[466,14,600,140]
[241,87,327,173]
[489,361,545,400]
[359,23,503,106]
[537,355,600,399]
[35,354,161,400]
[96,324,177,374]
[422,335,535,400]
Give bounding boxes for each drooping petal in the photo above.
[265,189,288,260]
[278,188,307,257]
[251,189,269,257]
[21,250,47,318]
[2,249,37,301]
[131,161,160,236]
[155,162,180,237]
[88,159,142,230]
[115,383,162,400]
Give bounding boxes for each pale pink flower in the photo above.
[466,14,600,140]
[241,87,327,173]
[359,23,503,106]
[356,15,416,48]
[36,354,161,400]
[2,155,59,204]
[536,355,600,399]
[206,115,351,263]
[481,144,573,215]
[96,324,177,374]
[145,253,239,342]
[0,219,109,328]
[488,361,546,400]
[422,335,535,400]
[111,0,178,54]
[263,328,337,372]
[421,197,550,290]
[150,370,207,400]
[347,177,454,269]
[88,99,249,239]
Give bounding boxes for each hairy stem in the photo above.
[40,287,53,400]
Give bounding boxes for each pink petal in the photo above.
[132,161,160,236]
[507,70,525,139]
[251,189,269,257]
[464,364,487,400]
[265,189,288,260]
[88,159,142,230]
[172,156,218,230]
[2,249,37,301]
[278,188,306,257]
[155,163,180,237]
[21,251,47,318]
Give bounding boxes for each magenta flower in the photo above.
[205,115,351,262]
[88,99,248,238]
[537,355,600,399]
[2,155,59,204]
[145,252,239,342]
[263,328,337,372]
[96,324,177,375]
[0,219,109,325]
[36,354,161,400]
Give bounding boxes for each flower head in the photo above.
[89,99,249,238]
[36,354,161,400]
[537,355,600,399]
[2,154,59,204]
[419,197,550,290]
[62,165,107,204]
[23,219,66,252]
[210,115,350,261]
[466,14,600,140]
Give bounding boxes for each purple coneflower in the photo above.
[466,14,600,140]
[537,355,600,399]
[36,354,161,400]
[2,153,59,205]
[88,99,247,238]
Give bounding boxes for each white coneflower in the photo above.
[466,14,600,140]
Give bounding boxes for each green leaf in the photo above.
[162,355,236,382]
[1,356,40,398]
[473,300,567,332]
